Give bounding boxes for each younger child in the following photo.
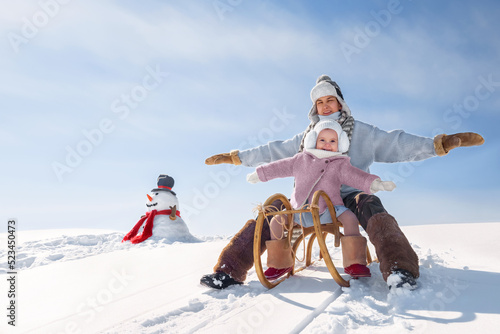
[247,120,396,280]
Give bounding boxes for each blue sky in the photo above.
[1,0,499,236]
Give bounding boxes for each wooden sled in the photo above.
[253,191,374,289]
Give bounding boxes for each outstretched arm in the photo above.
[205,132,304,167]
[353,121,484,164]
[246,155,297,184]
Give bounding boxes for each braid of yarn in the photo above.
[298,122,315,152]
[337,110,355,142]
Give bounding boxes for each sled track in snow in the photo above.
[289,286,343,333]
[194,266,345,333]
[110,264,346,334]
[99,236,348,333]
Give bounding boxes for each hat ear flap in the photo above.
[338,131,350,153]
[308,105,320,123]
[304,130,317,150]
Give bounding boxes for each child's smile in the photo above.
[316,129,339,152]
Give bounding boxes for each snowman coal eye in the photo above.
[155,193,159,195]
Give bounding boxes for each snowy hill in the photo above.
[1,223,500,333]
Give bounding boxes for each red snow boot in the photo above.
[344,264,371,278]
[265,239,294,280]
[264,266,293,280]
[341,236,371,279]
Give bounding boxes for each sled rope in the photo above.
[293,203,320,262]
[254,202,320,263]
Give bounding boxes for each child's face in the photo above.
[316,129,339,152]
[316,95,342,116]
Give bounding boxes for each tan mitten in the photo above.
[205,150,242,165]
[434,132,485,156]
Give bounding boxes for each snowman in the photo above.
[122,174,200,244]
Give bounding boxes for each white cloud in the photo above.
[1,1,326,68]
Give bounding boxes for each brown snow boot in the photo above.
[341,236,371,278]
[366,212,419,282]
[208,198,283,286]
[212,218,270,283]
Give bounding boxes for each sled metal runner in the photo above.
[253,191,374,289]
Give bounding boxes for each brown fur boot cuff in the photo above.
[213,219,262,282]
[366,213,419,281]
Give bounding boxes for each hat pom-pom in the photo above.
[316,74,332,84]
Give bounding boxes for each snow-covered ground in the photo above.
[1,223,500,333]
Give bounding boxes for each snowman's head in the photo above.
[146,191,179,212]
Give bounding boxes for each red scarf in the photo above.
[122,209,181,244]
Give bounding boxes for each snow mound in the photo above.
[0,230,222,274]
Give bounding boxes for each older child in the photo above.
[246,120,396,280]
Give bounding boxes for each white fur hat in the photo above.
[308,75,352,123]
[303,120,350,153]
[311,80,340,104]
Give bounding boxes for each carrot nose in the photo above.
[147,194,153,201]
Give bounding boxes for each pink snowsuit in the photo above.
[256,151,379,214]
